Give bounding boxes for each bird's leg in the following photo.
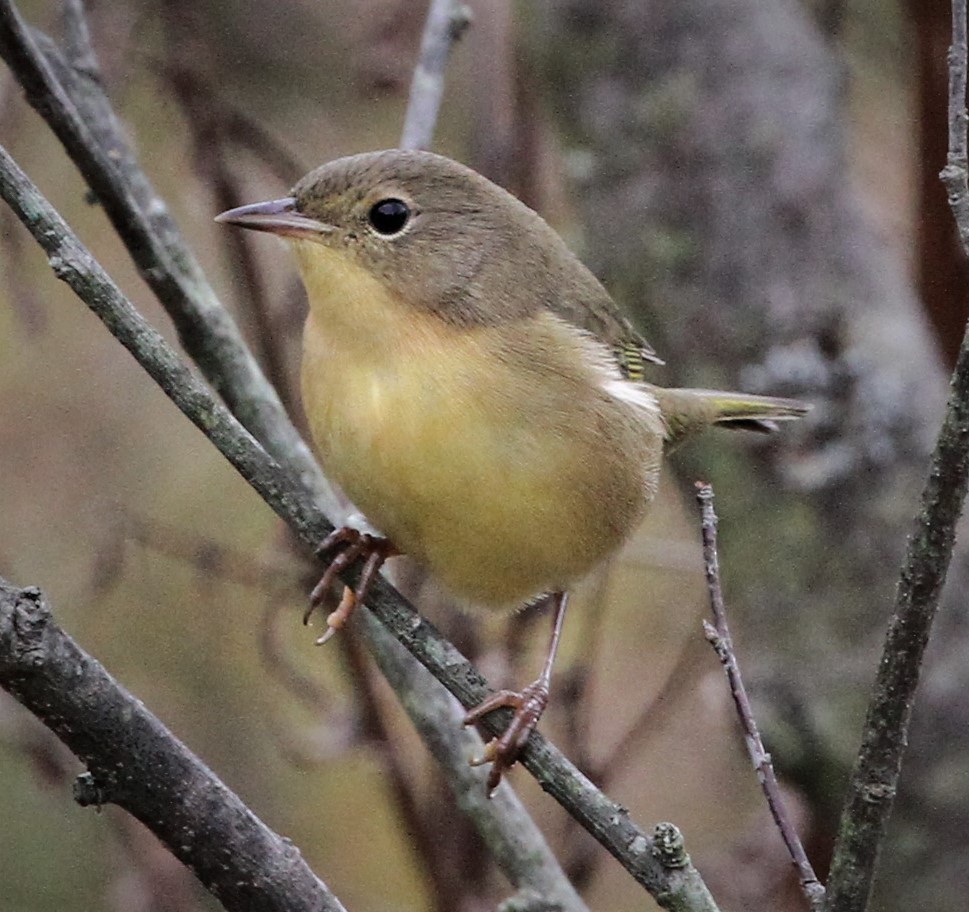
[464,591,569,794]
[305,528,398,644]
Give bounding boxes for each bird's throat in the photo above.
[292,239,419,353]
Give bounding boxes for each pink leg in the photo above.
[464,591,569,794]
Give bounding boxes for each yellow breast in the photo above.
[296,241,662,609]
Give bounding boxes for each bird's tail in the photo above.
[649,386,810,449]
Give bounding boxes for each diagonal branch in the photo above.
[825,4,969,909]
[0,578,348,912]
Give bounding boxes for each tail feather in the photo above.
[648,386,810,448]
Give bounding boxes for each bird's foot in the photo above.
[305,528,398,644]
[464,679,550,795]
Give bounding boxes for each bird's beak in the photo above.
[214,198,334,239]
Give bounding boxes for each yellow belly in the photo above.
[296,244,661,608]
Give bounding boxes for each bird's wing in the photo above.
[542,266,664,378]
[481,195,665,374]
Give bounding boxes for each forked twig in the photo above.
[695,483,825,911]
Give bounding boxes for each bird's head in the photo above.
[216,149,559,327]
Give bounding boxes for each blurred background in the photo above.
[1,0,967,910]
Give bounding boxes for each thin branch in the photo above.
[941,0,969,253]
[344,617,494,912]
[256,597,360,767]
[60,0,98,76]
[0,578,348,912]
[221,106,305,182]
[399,0,471,151]
[259,595,343,717]
[0,144,325,545]
[825,1,969,909]
[104,813,202,912]
[0,143,720,912]
[696,484,824,911]
[562,562,612,776]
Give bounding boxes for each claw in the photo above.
[305,528,398,639]
[465,681,550,795]
[314,585,358,645]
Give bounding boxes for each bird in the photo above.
[217,149,808,792]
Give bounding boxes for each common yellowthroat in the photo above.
[217,149,807,791]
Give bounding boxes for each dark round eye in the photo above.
[367,198,410,235]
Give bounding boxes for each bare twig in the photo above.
[221,107,304,182]
[259,595,342,717]
[825,2,969,910]
[331,619,449,908]
[399,0,471,151]
[105,814,203,912]
[563,563,612,773]
[696,484,824,911]
[941,0,969,253]
[0,578,347,912]
[0,144,325,542]
[60,0,97,76]
[595,633,700,787]
[157,0,301,408]
[0,52,44,334]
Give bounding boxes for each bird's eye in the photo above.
[367,198,410,235]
